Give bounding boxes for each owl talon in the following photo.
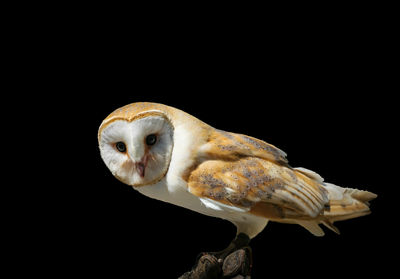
[212,233,251,259]
[179,233,252,278]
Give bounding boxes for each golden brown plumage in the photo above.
[186,128,376,236]
[99,102,377,237]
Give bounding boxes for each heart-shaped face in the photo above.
[99,111,174,187]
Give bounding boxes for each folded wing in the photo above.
[189,129,329,220]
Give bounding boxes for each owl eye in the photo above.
[115,141,126,153]
[146,134,157,146]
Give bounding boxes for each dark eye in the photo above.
[115,141,126,152]
[146,134,157,146]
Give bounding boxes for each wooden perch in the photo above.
[178,233,252,279]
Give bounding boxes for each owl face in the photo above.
[98,113,174,187]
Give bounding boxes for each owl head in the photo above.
[98,104,174,187]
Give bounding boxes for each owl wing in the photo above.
[202,129,289,166]
[188,130,329,220]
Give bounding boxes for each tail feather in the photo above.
[297,221,325,236]
[323,183,377,223]
[344,188,377,205]
[296,182,377,236]
[321,219,340,234]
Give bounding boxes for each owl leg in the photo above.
[211,232,251,259]
[179,233,252,278]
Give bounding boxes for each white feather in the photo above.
[166,123,198,193]
[199,197,249,212]
[324,182,345,200]
[200,198,223,211]
[137,179,267,238]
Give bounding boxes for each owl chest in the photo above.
[135,178,239,220]
[136,178,201,209]
[135,178,268,238]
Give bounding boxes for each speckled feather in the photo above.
[188,129,329,221]
[99,102,377,237]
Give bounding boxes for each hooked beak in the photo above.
[136,161,146,178]
[127,148,149,179]
[134,155,148,178]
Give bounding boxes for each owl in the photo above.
[98,102,376,239]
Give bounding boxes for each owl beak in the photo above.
[134,155,148,178]
[128,149,148,178]
[136,162,146,178]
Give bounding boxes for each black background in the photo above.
[11,8,397,278]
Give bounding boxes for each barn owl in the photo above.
[98,102,376,238]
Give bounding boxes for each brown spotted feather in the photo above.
[188,130,330,221]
